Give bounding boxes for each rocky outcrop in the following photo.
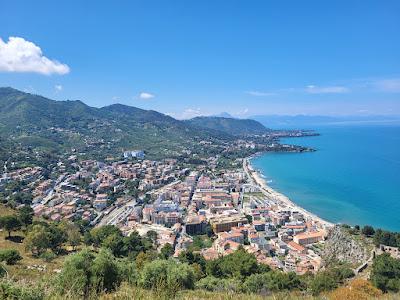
[322,225,370,267]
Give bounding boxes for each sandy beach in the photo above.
[243,157,333,229]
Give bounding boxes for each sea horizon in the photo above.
[250,124,400,231]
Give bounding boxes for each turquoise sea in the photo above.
[251,125,400,231]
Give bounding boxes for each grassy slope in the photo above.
[0,205,64,281]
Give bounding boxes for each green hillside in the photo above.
[0,87,231,162]
[185,116,269,136]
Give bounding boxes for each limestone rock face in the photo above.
[323,225,369,267]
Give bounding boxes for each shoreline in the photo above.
[243,156,334,229]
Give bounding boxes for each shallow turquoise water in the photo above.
[251,125,400,231]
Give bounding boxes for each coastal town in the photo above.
[1,149,333,275]
[1,3,400,298]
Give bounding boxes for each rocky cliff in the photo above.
[323,225,371,267]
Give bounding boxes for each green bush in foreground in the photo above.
[0,249,22,265]
[371,253,400,293]
[0,279,44,300]
[138,259,195,295]
[196,276,243,293]
[55,248,130,298]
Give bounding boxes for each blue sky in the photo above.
[0,1,399,118]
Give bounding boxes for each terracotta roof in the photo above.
[288,241,306,252]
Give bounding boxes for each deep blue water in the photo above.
[251,125,400,231]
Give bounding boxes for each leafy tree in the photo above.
[328,266,354,283]
[25,224,51,256]
[74,219,91,235]
[135,251,158,270]
[178,250,206,271]
[138,259,195,295]
[68,231,81,251]
[146,230,158,246]
[17,205,34,227]
[117,259,138,285]
[0,215,21,238]
[167,260,196,290]
[159,243,174,259]
[309,272,338,295]
[61,222,81,250]
[90,249,122,293]
[121,231,152,259]
[55,248,95,298]
[361,225,375,236]
[370,253,400,292]
[373,229,400,247]
[245,214,253,224]
[47,224,67,253]
[138,259,169,290]
[243,273,267,293]
[9,192,33,206]
[56,248,127,297]
[206,248,259,279]
[191,262,205,280]
[102,233,125,257]
[88,225,122,247]
[0,249,22,265]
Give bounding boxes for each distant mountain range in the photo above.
[212,112,234,118]
[0,88,268,162]
[251,114,400,129]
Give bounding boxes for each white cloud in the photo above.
[306,85,349,94]
[234,108,249,116]
[180,108,203,119]
[0,37,70,75]
[245,90,276,97]
[54,84,63,92]
[138,92,155,100]
[374,78,400,92]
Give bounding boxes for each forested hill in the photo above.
[185,116,270,136]
[0,87,231,161]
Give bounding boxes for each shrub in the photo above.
[361,225,375,236]
[25,224,51,256]
[0,249,22,265]
[195,276,243,292]
[91,249,122,293]
[0,279,44,300]
[309,272,338,295]
[39,251,57,262]
[371,253,400,292]
[205,248,260,279]
[55,248,125,297]
[138,259,195,295]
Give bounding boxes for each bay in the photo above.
[251,125,400,231]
